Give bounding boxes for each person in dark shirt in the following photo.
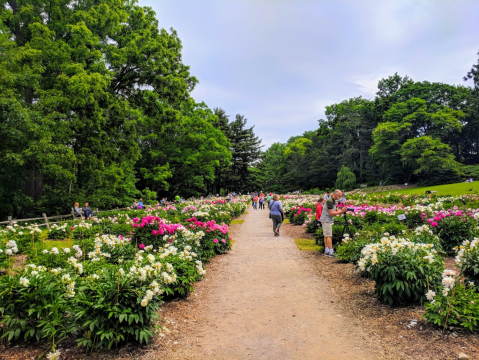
[82,203,94,219]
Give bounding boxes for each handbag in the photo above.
[269,201,275,219]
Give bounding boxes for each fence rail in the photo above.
[0,206,133,229]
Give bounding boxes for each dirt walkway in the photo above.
[157,209,380,360]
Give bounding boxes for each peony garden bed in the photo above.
[0,199,247,358]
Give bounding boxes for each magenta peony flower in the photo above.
[152,230,158,236]
[71,227,75,230]
[213,239,219,243]
[431,221,438,227]
[139,244,145,250]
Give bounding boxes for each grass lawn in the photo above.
[294,238,322,251]
[372,182,479,197]
[231,219,244,225]
[44,239,72,250]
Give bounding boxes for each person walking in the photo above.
[266,193,272,208]
[269,194,284,236]
[259,194,265,209]
[253,194,259,210]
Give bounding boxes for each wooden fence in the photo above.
[0,207,132,229]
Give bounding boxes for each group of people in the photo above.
[250,192,272,210]
[267,189,345,257]
[130,198,145,209]
[73,203,95,219]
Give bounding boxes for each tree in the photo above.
[400,136,459,176]
[225,114,262,193]
[335,166,356,191]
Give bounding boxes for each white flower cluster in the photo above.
[441,269,457,296]
[67,257,83,274]
[49,223,68,232]
[178,245,197,261]
[140,280,163,307]
[72,221,92,229]
[4,240,18,255]
[414,225,434,236]
[358,236,438,272]
[455,238,479,268]
[196,260,206,276]
[72,245,83,259]
[191,211,210,218]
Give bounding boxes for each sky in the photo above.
[140,0,479,148]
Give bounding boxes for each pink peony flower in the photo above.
[71,227,75,230]
[139,244,145,250]
[152,230,158,236]
[213,239,219,243]
[221,239,226,243]
[431,221,438,227]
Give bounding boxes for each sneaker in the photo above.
[324,247,330,256]
[329,249,337,257]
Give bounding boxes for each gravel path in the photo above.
[163,209,377,359]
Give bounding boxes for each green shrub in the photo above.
[455,238,479,292]
[424,274,479,330]
[47,224,71,240]
[432,213,478,253]
[358,236,444,306]
[73,268,160,352]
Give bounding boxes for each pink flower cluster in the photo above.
[132,215,182,235]
[423,208,477,227]
[291,206,312,216]
[185,218,229,234]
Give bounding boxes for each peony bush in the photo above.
[358,236,444,306]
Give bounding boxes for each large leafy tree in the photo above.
[0,0,233,219]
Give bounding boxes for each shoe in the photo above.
[329,249,337,257]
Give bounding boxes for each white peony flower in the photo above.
[19,277,29,287]
[46,350,61,360]
[426,290,436,301]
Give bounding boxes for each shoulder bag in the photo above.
[268,201,275,219]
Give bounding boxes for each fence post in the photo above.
[8,216,13,226]
[96,208,99,216]
[42,213,50,229]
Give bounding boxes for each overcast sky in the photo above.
[140,0,479,148]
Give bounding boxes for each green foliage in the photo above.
[73,269,159,352]
[455,238,479,292]
[335,166,356,191]
[358,238,444,306]
[432,214,478,253]
[424,283,479,331]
